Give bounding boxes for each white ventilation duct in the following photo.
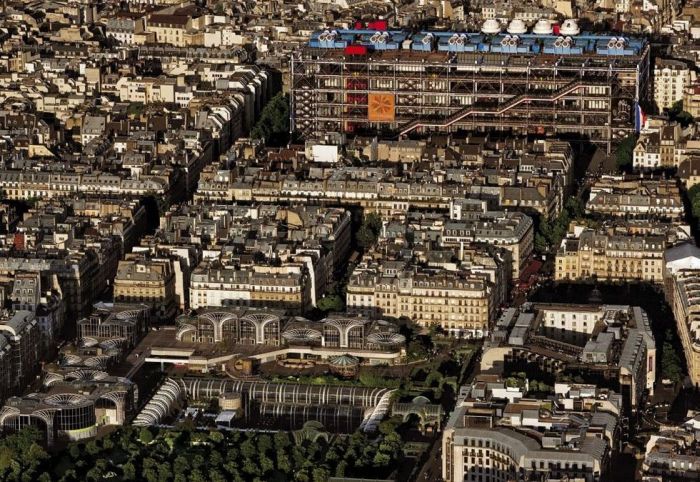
[554,36,563,48]
[507,19,528,35]
[455,34,465,45]
[532,19,554,35]
[481,19,502,35]
[501,34,511,46]
[422,33,433,44]
[607,37,618,49]
[560,19,580,36]
[561,36,573,48]
[615,38,625,49]
[448,33,459,45]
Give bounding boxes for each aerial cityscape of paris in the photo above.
[0,0,698,480]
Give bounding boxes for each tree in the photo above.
[276,452,292,474]
[68,445,81,460]
[669,100,695,127]
[209,430,225,444]
[364,212,382,235]
[661,329,683,383]
[564,198,584,219]
[240,439,256,459]
[122,462,136,481]
[615,134,637,171]
[356,225,376,249]
[242,459,260,477]
[317,294,344,312]
[534,233,549,254]
[356,212,383,250]
[378,416,402,435]
[0,423,404,482]
[670,100,683,116]
[677,110,695,127]
[312,467,329,482]
[335,460,348,477]
[251,93,290,146]
[274,432,291,451]
[139,427,154,445]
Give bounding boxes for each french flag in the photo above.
[635,103,647,132]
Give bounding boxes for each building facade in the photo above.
[292,28,650,152]
[113,257,177,321]
[556,230,666,283]
[190,264,312,313]
[654,58,695,111]
[347,271,495,338]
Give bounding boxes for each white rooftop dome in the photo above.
[560,18,580,36]
[507,19,528,35]
[481,19,502,35]
[532,19,554,35]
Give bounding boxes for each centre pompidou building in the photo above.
[291,19,650,152]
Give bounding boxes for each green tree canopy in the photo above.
[317,294,345,312]
[251,93,290,146]
[615,134,637,171]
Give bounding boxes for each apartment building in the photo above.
[0,253,99,317]
[146,14,191,47]
[654,58,696,111]
[556,229,666,282]
[105,14,146,45]
[633,124,683,169]
[116,77,180,105]
[666,263,700,386]
[113,256,177,321]
[0,171,171,203]
[157,203,351,309]
[685,83,700,118]
[190,264,312,314]
[442,378,618,482]
[442,210,534,278]
[9,273,64,353]
[347,270,496,338]
[586,176,685,221]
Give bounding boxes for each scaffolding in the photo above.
[291,34,650,152]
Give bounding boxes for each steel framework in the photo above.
[291,44,650,152]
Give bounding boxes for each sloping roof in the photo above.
[664,242,700,263]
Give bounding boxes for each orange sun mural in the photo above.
[368,93,395,122]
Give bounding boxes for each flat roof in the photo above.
[307,29,647,59]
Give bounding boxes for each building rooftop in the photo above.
[307,28,648,58]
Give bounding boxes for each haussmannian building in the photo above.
[347,270,496,338]
[555,230,666,283]
[667,269,700,386]
[442,210,534,278]
[189,264,312,314]
[113,256,177,321]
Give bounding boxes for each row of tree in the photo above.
[250,93,290,146]
[0,424,403,482]
[534,197,585,254]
